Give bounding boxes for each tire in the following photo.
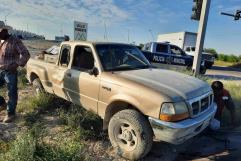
[206,63,213,69]
[32,78,45,95]
[200,66,207,75]
[186,65,192,71]
[108,109,153,160]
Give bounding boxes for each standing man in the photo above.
[0,23,30,123]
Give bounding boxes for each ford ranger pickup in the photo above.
[26,41,217,160]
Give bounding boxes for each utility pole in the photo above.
[192,0,211,76]
[128,29,130,43]
[4,13,10,25]
[104,21,108,41]
[149,29,155,41]
[27,24,29,32]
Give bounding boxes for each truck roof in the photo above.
[61,41,134,46]
[158,31,197,36]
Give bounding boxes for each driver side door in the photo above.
[52,45,71,99]
[63,45,100,113]
[170,45,187,66]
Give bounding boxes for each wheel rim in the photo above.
[114,122,138,151]
[35,88,40,94]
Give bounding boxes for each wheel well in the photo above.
[103,101,143,130]
[30,72,39,82]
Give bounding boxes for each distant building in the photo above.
[157,31,197,50]
[10,29,45,40]
[55,35,70,42]
[0,20,45,40]
[55,36,65,42]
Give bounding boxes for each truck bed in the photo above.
[34,53,58,64]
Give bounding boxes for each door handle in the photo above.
[66,72,72,77]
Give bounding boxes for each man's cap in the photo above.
[0,21,12,32]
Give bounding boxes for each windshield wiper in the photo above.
[110,66,136,71]
[135,65,154,69]
[110,65,153,71]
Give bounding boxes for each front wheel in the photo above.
[108,109,153,160]
[32,78,45,95]
[200,66,207,75]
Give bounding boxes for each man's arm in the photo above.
[15,38,30,67]
[223,89,235,110]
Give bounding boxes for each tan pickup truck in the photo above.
[26,41,217,160]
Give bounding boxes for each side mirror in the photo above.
[88,67,99,76]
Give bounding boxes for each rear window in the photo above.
[156,44,168,53]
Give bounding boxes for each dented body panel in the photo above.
[27,41,215,144]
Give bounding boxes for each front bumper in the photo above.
[205,61,214,68]
[149,103,217,144]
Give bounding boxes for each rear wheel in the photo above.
[32,78,45,95]
[108,109,153,160]
[200,66,207,75]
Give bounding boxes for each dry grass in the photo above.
[230,63,241,69]
[214,60,241,68]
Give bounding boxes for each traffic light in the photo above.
[221,10,241,21]
[191,0,203,21]
[234,10,241,21]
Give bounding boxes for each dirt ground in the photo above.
[1,107,241,161]
[23,40,59,55]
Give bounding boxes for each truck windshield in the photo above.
[192,47,205,52]
[95,44,151,71]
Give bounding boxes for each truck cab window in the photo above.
[72,46,94,70]
[144,43,150,51]
[170,45,185,56]
[156,44,168,53]
[60,46,70,67]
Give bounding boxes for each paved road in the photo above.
[206,66,241,80]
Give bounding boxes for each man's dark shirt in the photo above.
[214,88,235,120]
[0,35,30,70]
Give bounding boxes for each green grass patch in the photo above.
[34,139,85,161]
[18,68,29,89]
[17,93,54,114]
[214,60,241,69]
[58,104,103,140]
[0,131,36,161]
[0,140,10,153]
[0,128,86,161]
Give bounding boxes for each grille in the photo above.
[202,54,214,61]
[192,101,199,115]
[190,93,213,117]
[201,97,209,112]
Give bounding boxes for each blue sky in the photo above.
[0,0,241,55]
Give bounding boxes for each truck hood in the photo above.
[117,68,211,102]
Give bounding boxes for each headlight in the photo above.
[161,103,175,115]
[160,102,189,122]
